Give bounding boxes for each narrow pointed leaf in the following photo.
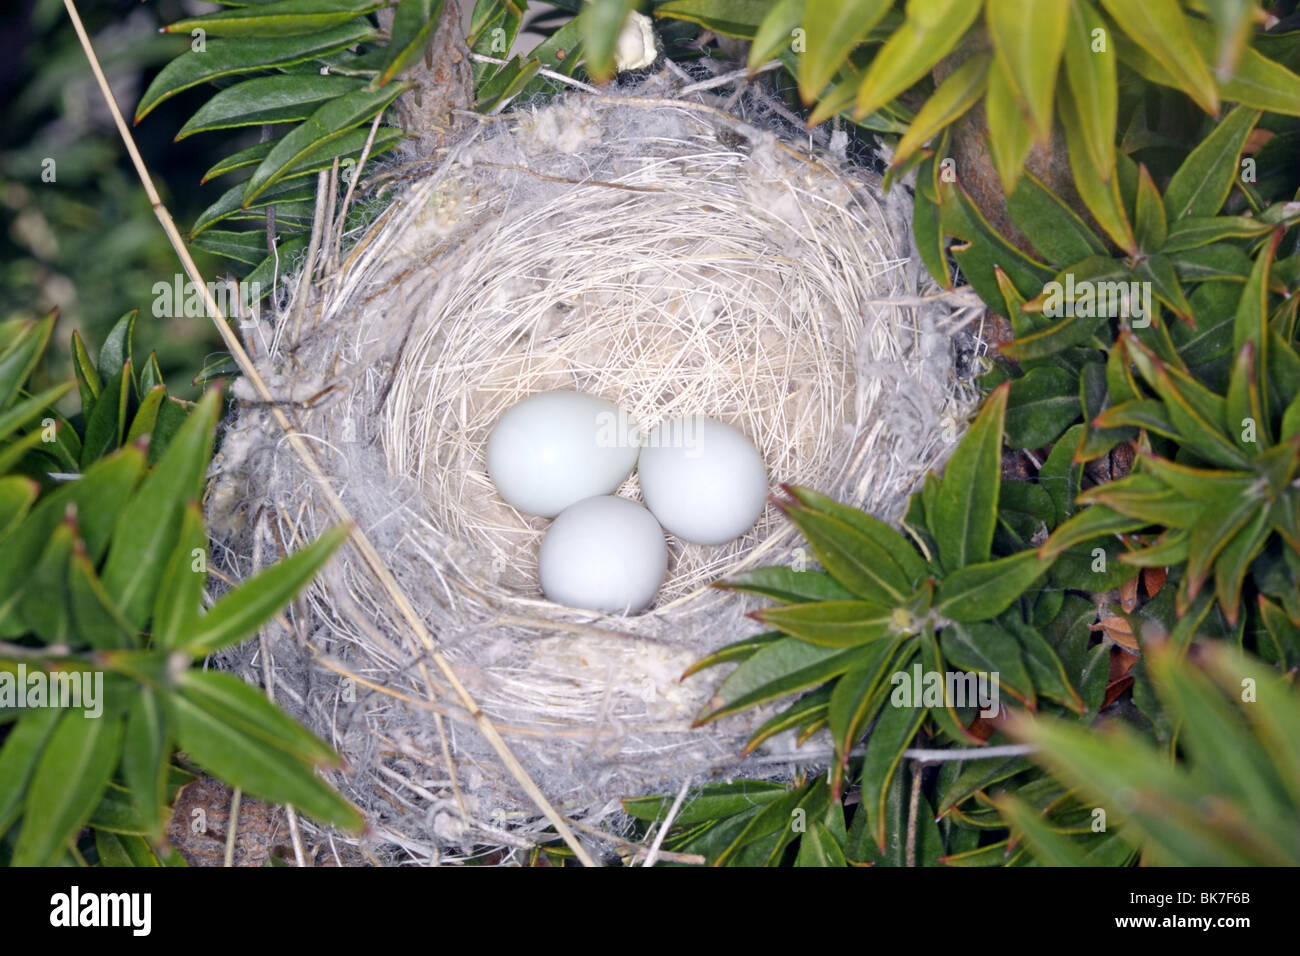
[12,711,124,866]
[854,0,983,119]
[244,84,408,204]
[985,0,1068,141]
[930,383,1008,572]
[181,524,348,655]
[1164,105,1261,224]
[798,0,891,101]
[163,0,384,38]
[1096,0,1217,114]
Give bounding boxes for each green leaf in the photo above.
[0,381,74,446]
[937,172,1055,304]
[1163,105,1260,224]
[827,638,908,772]
[786,487,928,587]
[0,313,54,410]
[892,53,989,168]
[1001,614,1085,712]
[152,504,209,650]
[1039,424,1084,524]
[244,84,409,203]
[582,0,637,80]
[698,637,880,724]
[1079,473,1206,528]
[175,670,337,767]
[177,75,365,139]
[164,0,384,38]
[1006,365,1082,449]
[744,685,831,753]
[1186,18,1300,116]
[622,781,787,826]
[1000,310,1106,362]
[1171,243,1253,283]
[1096,0,1217,114]
[984,56,1037,195]
[202,125,404,184]
[859,693,926,851]
[190,231,275,268]
[995,793,1090,865]
[748,0,804,74]
[95,831,166,867]
[101,389,219,628]
[1162,215,1275,253]
[655,0,770,37]
[1201,643,1300,802]
[937,754,1032,815]
[0,476,38,543]
[985,0,1068,141]
[1040,503,1145,559]
[474,54,542,113]
[191,178,317,239]
[717,566,856,603]
[1005,172,1107,264]
[0,708,63,836]
[181,524,348,655]
[70,330,101,409]
[756,600,895,648]
[125,386,168,447]
[1234,229,1280,416]
[794,821,848,866]
[18,518,75,642]
[935,550,1052,621]
[930,383,1008,572]
[68,545,137,650]
[682,631,784,678]
[1133,163,1167,251]
[92,311,135,393]
[777,505,911,604]
[379,0,447,86]
[1133,255,1193,324]
[940,621,1035,706]
[798,0,891,101]
[168,678,362,832]
[12,711,124,866]
[1140,668,1287,858]
[121,689,170,842]
[1213,506,1270,625]
[80,364,131,468]
[1061,0,1116,177]
[136,22,376,122]
[854,0,983,119]
[1057,82,1134,251]
[1185,494,1259,601]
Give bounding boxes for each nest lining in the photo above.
[207,87,981,863]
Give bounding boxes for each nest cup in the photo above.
[207,90,979,862]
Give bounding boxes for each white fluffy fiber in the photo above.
[206,87,981,863]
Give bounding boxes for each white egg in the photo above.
[486,390,639,517]
[539,496,667,614]
[638,416,768,545]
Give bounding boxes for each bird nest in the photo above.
[206,88,981,864]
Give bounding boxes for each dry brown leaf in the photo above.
[1090,615,1139,652]
[1143,565,1167,599]
[1101,675,1135,710]
[1119,575,1139,612]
